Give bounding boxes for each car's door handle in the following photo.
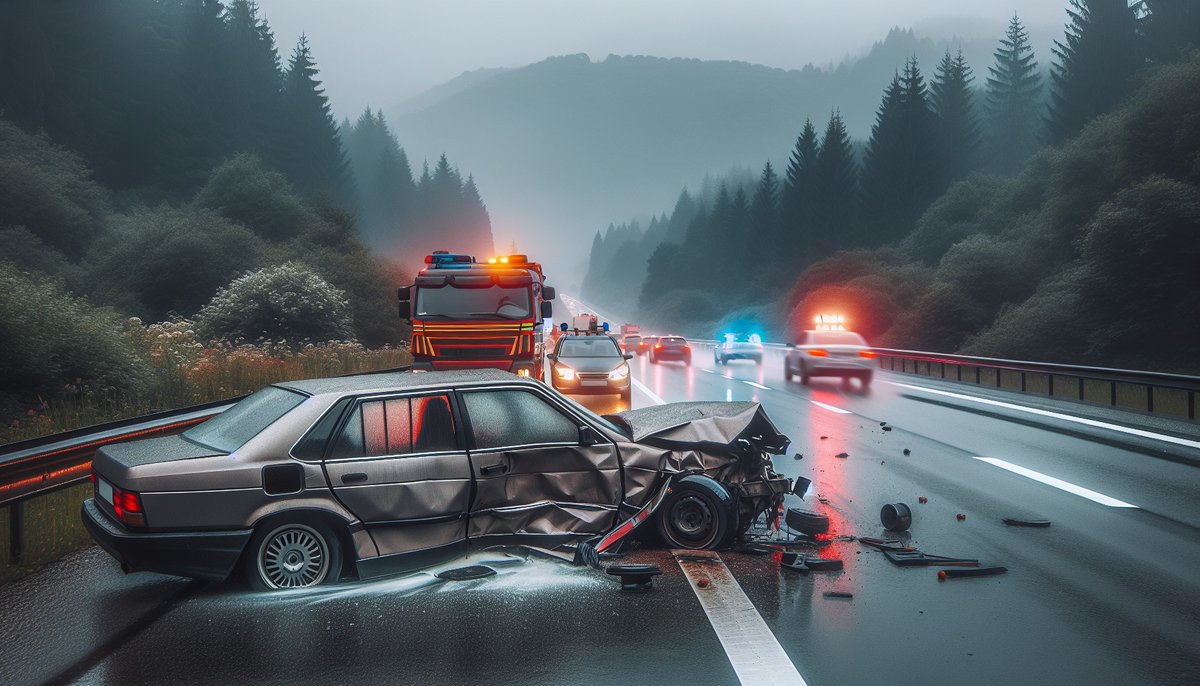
[341,472,368,484]
[480,463,508,476]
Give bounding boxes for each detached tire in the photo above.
[245,520,341,591]
[656,479,735,550]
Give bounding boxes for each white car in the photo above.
[784,330,876,386]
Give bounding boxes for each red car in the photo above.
[649,336,691,365]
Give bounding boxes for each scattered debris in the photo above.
[786,508,830,535]
[918,496,928,504]
[820,435,829,440]
[879,422,887,427]
[956,513,967,521]
[793,453,804,460]
[606,564,662,591]
[823,591,854,599]
[882,426,893,432]
[791,476,813,497]
[880,503,913,532]
[859,537,912,552]
[436,565,497,581]
[1003,517,1051,528]
[939,567,1007,579]
[696,577,710,589]
[781,552,844,574]
[835,452,849,458]
[817,496,829,504]
[903,449,911,456]
[736,542,775,556]
[884,549,980,568]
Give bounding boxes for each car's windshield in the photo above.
[811,331,868,346]
[183,386,306,453]
[558,337,621,357]
[416,285,532,320]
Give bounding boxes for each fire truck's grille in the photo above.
[431,337,516,359]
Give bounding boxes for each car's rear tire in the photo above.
[799,364,811,386]
[245,520,341,591]
[861,371,873,388]
[656,480,734,550]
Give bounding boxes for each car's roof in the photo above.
[275,369,523,397]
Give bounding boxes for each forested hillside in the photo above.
[591,2,1200,373]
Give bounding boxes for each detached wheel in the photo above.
[656,480,734,550]
[245,521,341,590]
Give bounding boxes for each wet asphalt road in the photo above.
[3,346,1200,685]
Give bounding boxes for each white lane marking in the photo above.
[631,378,665,405]
[890,381,1200,451]
[700,368,716,374]
[726,389,733,402]
[810,400,852,414]
[743,380,771,390]
[973,457,1138,508]
[675,551,808,686]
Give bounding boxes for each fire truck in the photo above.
[398,251,555,379]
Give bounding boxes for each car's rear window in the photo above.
[183,386,306,453]
[661,337,686,345]
[558,337,621,357]
[811,331,868,346]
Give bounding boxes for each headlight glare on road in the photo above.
[609,365,630,380]
[556,366,575,380]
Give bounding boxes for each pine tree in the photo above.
[779,119,821,258]
[812,110,858,255]
[461,175,495,258]
[1141,1,1200,63]
[861,58,941,244]
[931,50,981,183]
[1047,0,1141,143]
[664,188,697,244]
[167,0,235,191]
[281,35,352,206]
[747,162,779,272]
[224,0,285,166]
[986,15,1044,173]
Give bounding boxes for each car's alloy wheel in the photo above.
[254,523,331,589]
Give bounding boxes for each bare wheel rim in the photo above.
[258,524,329,589]
[669,494,715,544]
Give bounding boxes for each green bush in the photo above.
[0,226,78,285]
[86,205,267,319]
[0,119,109,259]
[193,154,314,242]
[0,264,148,412]
[194,262,355,344]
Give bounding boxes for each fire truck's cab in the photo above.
[398,252,555,379]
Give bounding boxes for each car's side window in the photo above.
[330,394,457,459]
[463,390,579,449]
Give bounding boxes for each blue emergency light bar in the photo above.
[424,252,475,268]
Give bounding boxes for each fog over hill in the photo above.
[388,25,1053,279]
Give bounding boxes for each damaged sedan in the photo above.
[82,369,791,590]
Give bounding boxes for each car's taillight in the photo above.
[859,351,877,359]
[808,349,829,357]
[654,344,663,349]
[683,345,691,350]
[91,470,98,487]
[111,485,146,527]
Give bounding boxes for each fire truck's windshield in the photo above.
[415,285,532,320]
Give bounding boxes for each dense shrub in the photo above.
[0,226,79,285]
[194,262,354,344]
[0,119,109,259]
[193,154,314,242]
[86,205,267,319]
[0,263,148,413]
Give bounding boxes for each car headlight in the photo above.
[608,364,630,380]
[556,366,576,380]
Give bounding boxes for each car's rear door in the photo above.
[323,392,472,562]
[459,386,621,547]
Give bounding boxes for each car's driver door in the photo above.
[459,386,621,547]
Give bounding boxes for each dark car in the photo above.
[637,335,659,356]
[649,336,692,365]
[714,333,763,365]
[548,334,633,402]
[81,370,791,590]
[784,329,876,386]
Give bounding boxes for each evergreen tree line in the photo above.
[583,1,1200,357]
[341,110,494,260]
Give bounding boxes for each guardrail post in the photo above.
[8,501,24,565]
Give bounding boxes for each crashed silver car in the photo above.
[82,370,791,590]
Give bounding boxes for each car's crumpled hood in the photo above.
[607,401,789,454]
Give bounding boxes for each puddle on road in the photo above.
[275,548,606,606]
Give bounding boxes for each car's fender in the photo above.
[589,473,734,556]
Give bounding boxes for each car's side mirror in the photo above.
[397,286,411,302]
[542,286,556,301]
[540,301,553,319]
[579,425,600,447]
[547,354,557,362]
[623,353,633,360]
[398,301,411,320]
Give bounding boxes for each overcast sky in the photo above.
[256,0,1070,119]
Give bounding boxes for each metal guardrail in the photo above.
[0,365,412,565]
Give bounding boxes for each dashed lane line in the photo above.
[631,378,666,405]
[742,380,771,390]
[810,400,852,415]
[974,457,1138,508]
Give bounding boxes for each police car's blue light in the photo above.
[424,253,475,268]
[602,322,610,332]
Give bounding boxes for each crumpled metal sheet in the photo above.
[468,501,614,537]
[607,401,789,454]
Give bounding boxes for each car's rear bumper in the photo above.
[805,362,873,377]
[82,499,252,581]
[652,351,691,361]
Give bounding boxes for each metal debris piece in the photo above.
[820,435,829,440]
[882,426,893,432]
[737,542,775,556]
[835,452,849,458]
[884,549,980,568]
[880,503,913,532]
[794,452,804,460]
[939,566,1007,579]
[879,422,887,427]
[436,565,497,581]
[606,563,663,591]
[956,513,967,521]
[781,553,844,574]
[903,449,911,455]
[859,537,912,552]
[791,476,813,497]
[1002,517,1051,528]
[918,496,928,504]
[823,591,853,599]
